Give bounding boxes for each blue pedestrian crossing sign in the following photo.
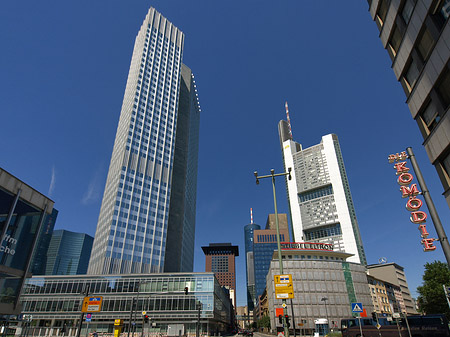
[351,302,363,313]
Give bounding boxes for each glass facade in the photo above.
[0,168,55,315]
[20,273,231,336]
[45,230,94,275]
[253,234,286,300]
[88,8,200,275]
[244,223,259,311]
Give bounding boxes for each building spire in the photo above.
[250,208,253,224]
[285,101,293,140]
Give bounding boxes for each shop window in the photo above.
[388,24,403,58]
[416,27,435,62]
[376,0,391,30]
[420,101,441,134]
[436,67,450,110]
[401,0,417,23]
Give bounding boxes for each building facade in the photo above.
[0,168,56,315]
[202,243,239,307]
[367,262,417,314]
[253,214,290,302]
[278,126,367,265]
[244,222,260,311]
[19,273,231,336]
[88,7,200,275]
[367,0,450,207]
[45,230,94,275]
[266,245,373,335]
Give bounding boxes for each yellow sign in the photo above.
[114,319,123,326]
[82,296,103,313]
[274,274,294,299]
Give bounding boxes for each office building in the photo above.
[0,168,56,315]
[367,262,417,314]
[19,273,232,336]
[88,7,200,275]
[30,208,58,276]
[266,244,373,335]
[244,218,260,311]
[367,274,404,316]
[45,230,93,275]
[367,0,450,207]
[278,126,367,265]
[253,214,290,301]
[202,243,239,307]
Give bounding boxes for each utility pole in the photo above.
[76,284,90,337]
[254,168,292,337]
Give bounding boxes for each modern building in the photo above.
[45,230,94,275]
[19,273,232,336]
[30,208,58,276]
[202,243,239,307]
[253,214,290,301]
[367,262,417,314]
[266,243,373,335]
[88,7,200,275]
[278,126,367,265]
[244,218,260,311]
[367,0,450,207]
[0,168,56,315]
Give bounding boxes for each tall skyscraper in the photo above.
[244,214,260,311]
[253,214,289,301]
[279,123,366,265]
[367,0,450,208]
[46,230,94,275]
[88,7,200,275]
[202,243,239,307]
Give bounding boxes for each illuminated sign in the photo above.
[388,151,437,251]
[281,242,333,251]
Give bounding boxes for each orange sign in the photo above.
[276,308,284,316]
[82,296,103,313]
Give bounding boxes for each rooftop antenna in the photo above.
[250,208,253,224]
[285,101,293,140]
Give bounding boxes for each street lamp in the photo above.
[321,297,329,333]
[254,168,292,337]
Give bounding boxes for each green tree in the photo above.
[417,261,450,318]
[257,315,271,330]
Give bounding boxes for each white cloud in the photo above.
[48,166,56,197]
[82,166,103,205]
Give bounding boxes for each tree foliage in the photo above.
[257,315,271,329]
[417,261,450,318]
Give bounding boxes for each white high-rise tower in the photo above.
[279,121,366,264]
[88,8,200,274]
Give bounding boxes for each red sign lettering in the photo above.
[398,173,414,186]
[418,224,429,238]
[410,211,427,223]
[394,161,410,175]
[421,238,437,251]
[399,184,420,198]
[406,197,423,211]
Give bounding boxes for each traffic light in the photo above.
[372,312,377,320]
[144,315,149,323]
[285,315,290,328]
[278,315,283,324]
[184,287,188,295]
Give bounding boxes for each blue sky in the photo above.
[1,1,449,307]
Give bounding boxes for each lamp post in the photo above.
[254,168,292,337]
[321,297,329,334]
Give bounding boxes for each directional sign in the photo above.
[274,274,294,299]
[82,296,103,313]
[351,302,363,313]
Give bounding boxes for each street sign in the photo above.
[274,274,294,299]
[277,332,284,337]
[282,303,287,308]
[376,323,381,329]
[82,296,103,313]
[85,313,92,322]
[142,311,147,315]
[351,302,363,313]
[393,313,401,318]
[276,308,284,316]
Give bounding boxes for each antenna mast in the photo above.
[250,208,253,224]
[285,101,293,140]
